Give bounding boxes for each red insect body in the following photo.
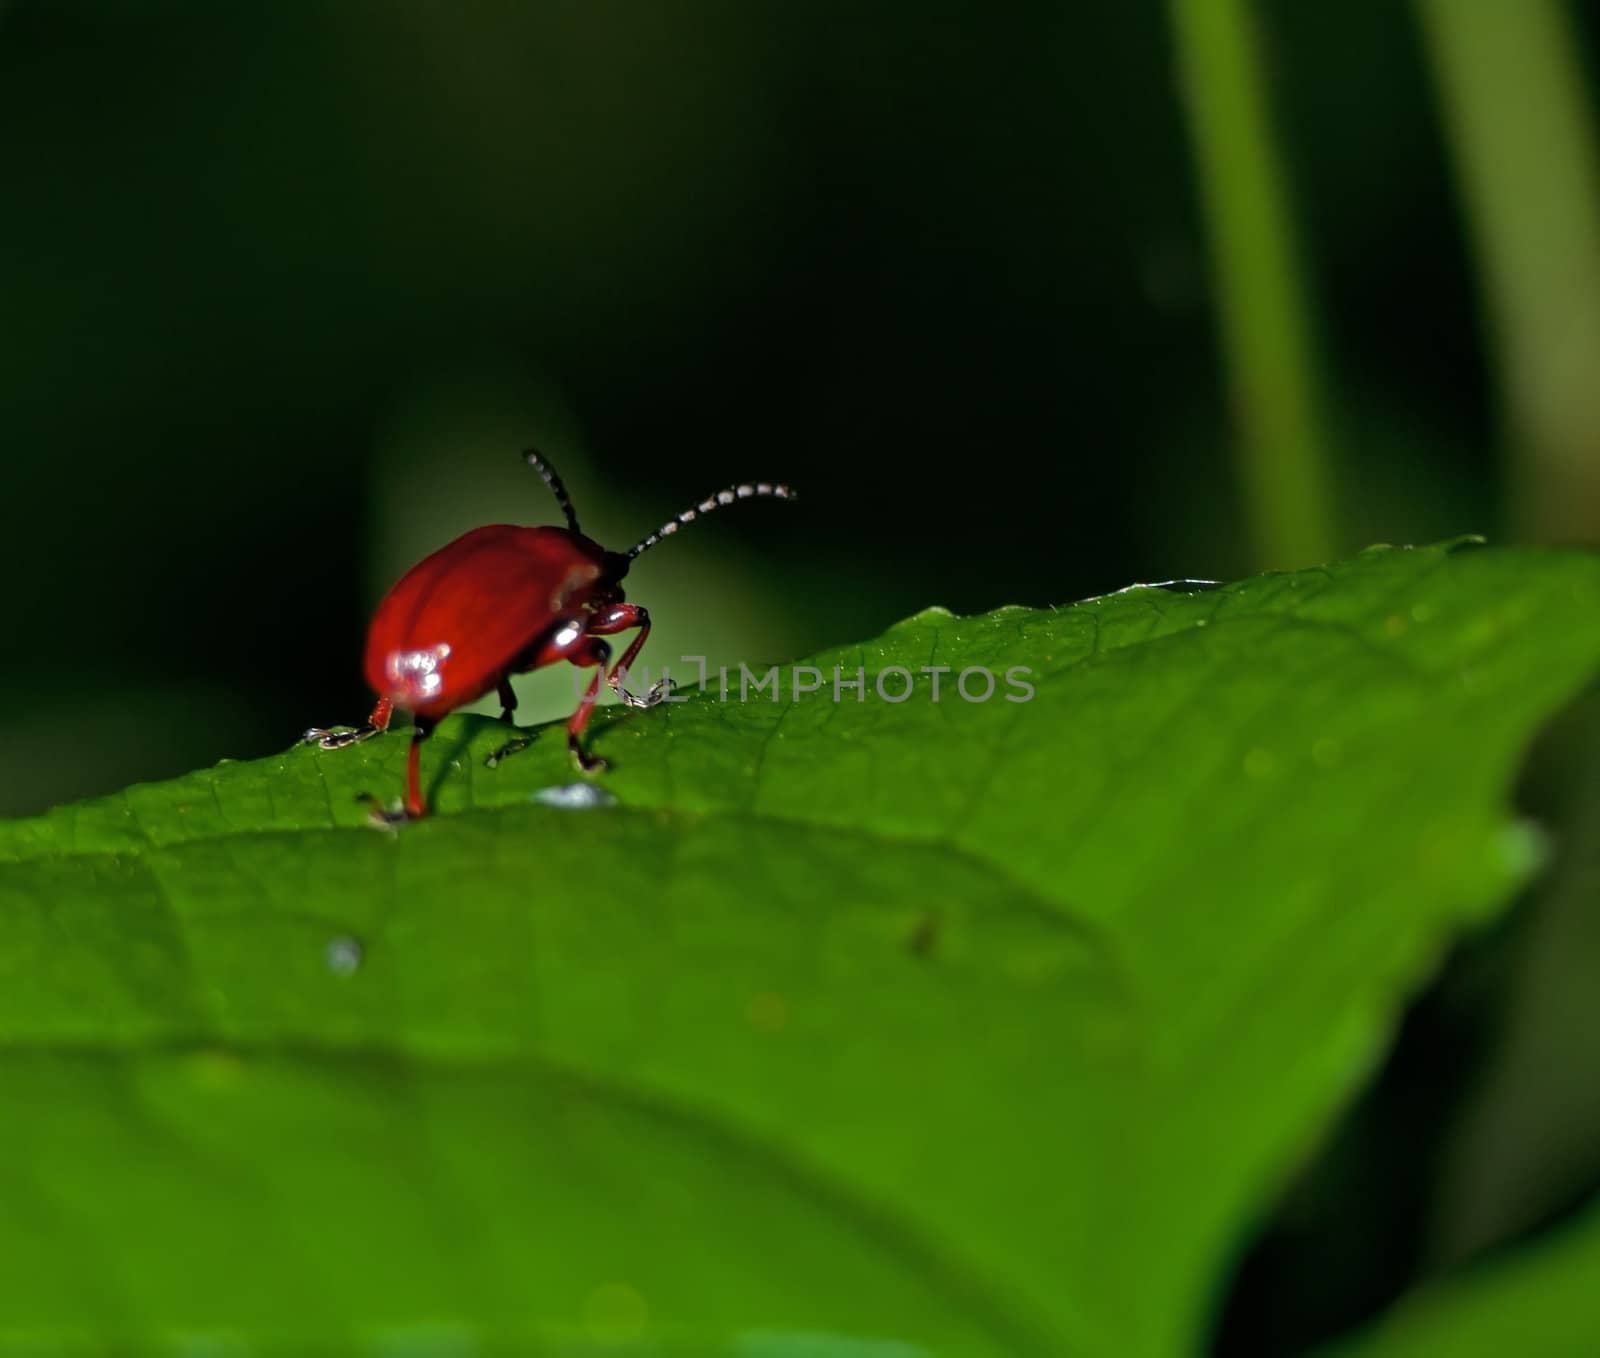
[362,525,619,720]
[305,453,794,822]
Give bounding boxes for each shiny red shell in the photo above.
[362,524,622,720]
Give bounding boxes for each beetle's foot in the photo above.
[356,793,411,827]
[484,735,535,769]
[304,723,380,751]
[616,676,675,709]
[568,734,608,775]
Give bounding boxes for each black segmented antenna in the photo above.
[627,481,797,560]
[523,448,581,534]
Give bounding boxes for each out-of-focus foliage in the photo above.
[1,543,1597,1356]
[1320,1196,1600,1358]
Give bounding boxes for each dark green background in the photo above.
[2,1,1556,814]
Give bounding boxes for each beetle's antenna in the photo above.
[523,448,581,534]
[626,482,797,560]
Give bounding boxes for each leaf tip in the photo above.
[889,605,956,631]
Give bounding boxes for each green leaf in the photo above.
[2,542,1597,1357]
[1318,1197,1600,1358]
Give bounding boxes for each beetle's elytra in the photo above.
[305,450,795,821]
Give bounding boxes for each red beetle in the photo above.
[305,450,795,820]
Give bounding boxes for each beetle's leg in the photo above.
[305,697,393,750]
[588,604,672,708]
[484,678,534,766]
[482,616,592,772]
[404,716,436,818]
[496,678,518,725]
[355,712,433,825]
[565,636,613,773]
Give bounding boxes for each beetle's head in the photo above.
[600,549,632,585]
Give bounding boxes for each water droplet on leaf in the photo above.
[533,783,617,810]
[326,936,363,976]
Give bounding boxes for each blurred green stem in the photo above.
[1416,0,1600,543]
[1170,0,1337,569]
